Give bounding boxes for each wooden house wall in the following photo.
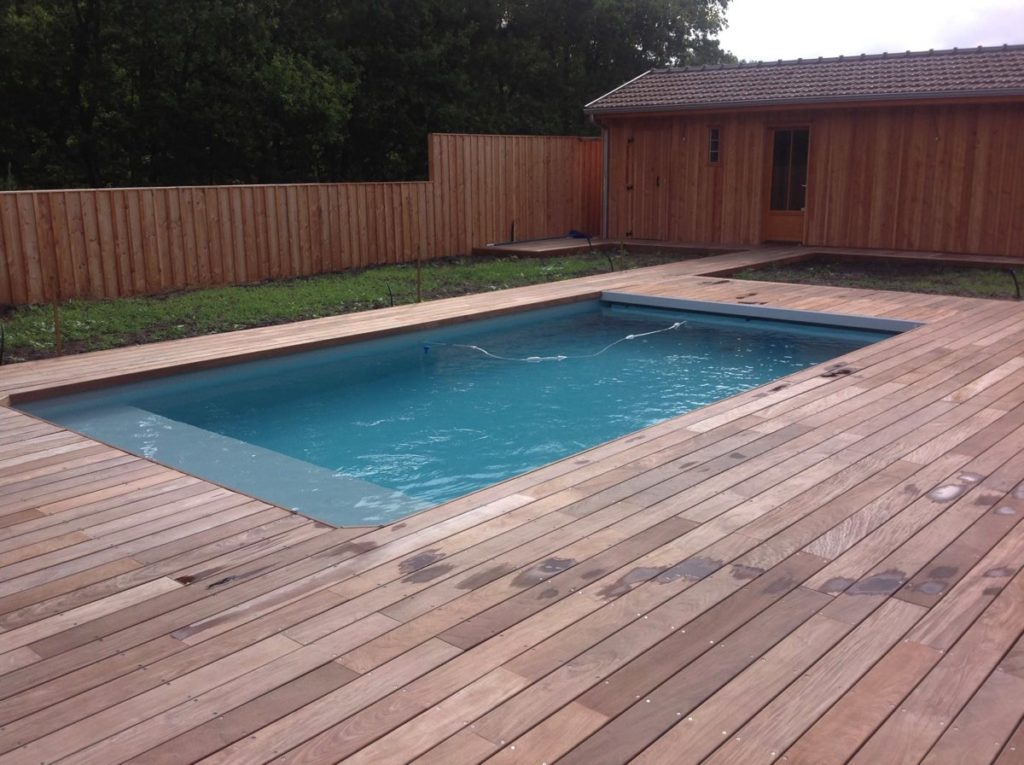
[603,103,1024,256]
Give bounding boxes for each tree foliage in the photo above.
[0,0,732,188]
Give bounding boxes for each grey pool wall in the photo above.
[602,292,924,334]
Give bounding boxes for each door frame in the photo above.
[763,124,811,244]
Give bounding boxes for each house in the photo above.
[585,45,1024,255]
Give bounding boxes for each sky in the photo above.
[717,0,1024,62]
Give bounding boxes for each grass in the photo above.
[1,251,684,363]
[732,256,1023,300]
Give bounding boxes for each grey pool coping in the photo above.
[601,291,924,333]
[25,404,429,526]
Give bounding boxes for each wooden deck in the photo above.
[472,236,739,258]
[474,236,1024,271]
[1,246,1024,764]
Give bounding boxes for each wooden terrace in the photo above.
[1,247,1024,764]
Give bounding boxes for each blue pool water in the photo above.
[22,299,897,526]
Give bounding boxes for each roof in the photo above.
[585,44,1024,114]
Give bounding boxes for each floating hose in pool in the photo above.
[424,321,683,363]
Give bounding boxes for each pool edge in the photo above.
[601,291,924,333]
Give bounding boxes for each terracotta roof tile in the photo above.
[585,45,1024,114]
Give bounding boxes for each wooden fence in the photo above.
[0,133,602,305]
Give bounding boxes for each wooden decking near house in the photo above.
[1,246,1024,764]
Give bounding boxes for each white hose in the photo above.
[425,321,683,363]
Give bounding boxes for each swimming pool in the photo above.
[20,295,912,526]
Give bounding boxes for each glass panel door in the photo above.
[770,128,809,211]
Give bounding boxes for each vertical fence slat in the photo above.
[301,186,315,276]
[191,189,211,288]
[214,187,232,285]
[152,189,173,291]
[309,185,323,275]
[0,196,14,304]
[377,185,388,265]
[390,183,399,264]
[401,184,412,266]
[362,185,372,268]
[62,192,91,299]
[298,186,313,276]
[317,185,331,275]
[32,194,57,304]
[123,191,144,294]
[274,187,290,279]
[2,194,28,304]
[179,188,199,289]
[109,190,131,296]
[360,185,373,266]
[365,185,378,266]
[424,182,436,264]
[284,186,299,277]
[227,188,246,284]
[249,186,264,279]
[348,186,359,268]
[46,192,72,300]
[327,184,342,272]
[240,186,259,282]
[262,186,279,280]
[15,194,43,303]
[92,192,118,298]
[214,188,231,284]
[431,135,446,257]
[204,188,223,285]
[386,184,397,265]
[386,184,397,264]
[163,188,185,290]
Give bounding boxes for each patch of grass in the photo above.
[1,250,683,363]
[733,256,1023,300]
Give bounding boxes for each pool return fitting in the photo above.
[423,321,684,363]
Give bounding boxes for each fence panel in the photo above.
[0,133,601,305]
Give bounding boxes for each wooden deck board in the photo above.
[2,247,1024,763]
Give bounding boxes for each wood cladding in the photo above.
[603,102,1024,256]
[0,134,602,305]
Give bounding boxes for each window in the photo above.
[708,127,721,164]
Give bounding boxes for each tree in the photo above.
[333,0,733,179]
[0,0,357,187]
[486,0,733,134]
[0,0,733,187]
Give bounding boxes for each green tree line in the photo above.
[0,0,732,189]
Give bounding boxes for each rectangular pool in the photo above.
[20,296,912,526]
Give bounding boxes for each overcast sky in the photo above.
[718,0,1024,62]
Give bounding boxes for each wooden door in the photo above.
[763,127,810,243]
[623,135,636,238]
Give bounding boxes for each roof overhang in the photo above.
[585,89,1024,117]
[584,45,1024,118]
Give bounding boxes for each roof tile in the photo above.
[585,45,1024,113]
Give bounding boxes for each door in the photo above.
[763,127,809,243]
[623,135,636,238]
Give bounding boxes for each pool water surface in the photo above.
[21,299,900,525]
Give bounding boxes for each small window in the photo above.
[708,127,721,164]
